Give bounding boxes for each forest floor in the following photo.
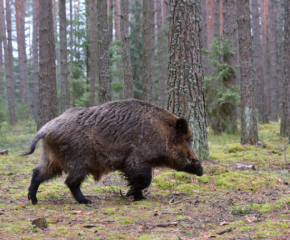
[0,120,290,239]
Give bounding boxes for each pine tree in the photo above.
[167,0,209,160]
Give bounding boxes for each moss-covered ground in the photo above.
[0,120,290,239]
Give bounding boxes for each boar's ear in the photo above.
[175,118,189,136]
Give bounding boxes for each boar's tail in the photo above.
[20,131,44,156]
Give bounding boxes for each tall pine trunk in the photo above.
[156,0,166,107]
[213,0,220,38]
[3,0,16,125]
[142,0,154,103]
[167,0,209,160]
[237,0,258,145]
[251,0,267,124]
[120,0,133,99]
[32,0,39,121]
[280,0,290,138]
[15,0,30,109]
[59,0,69,113]
[38,0,57,129]
[89,0,97,106]
[97,0,111,104]
[69,0,73,107]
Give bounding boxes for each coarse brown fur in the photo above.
[24,99,203,204]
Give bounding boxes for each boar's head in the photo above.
[170,118,204,176]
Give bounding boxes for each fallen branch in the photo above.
[217,228,232,235]
[235,164,256,171]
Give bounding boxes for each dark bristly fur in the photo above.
[24,99,204,204]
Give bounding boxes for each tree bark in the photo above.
[280,0,290,138]
[32,0,39,121]
[237,0,258,145]
[97,0,111,104]
[222,0,239,133]
[15,0,30,109]
[213,0,220,38]
[167,0,209,160]
[0,6,4,100]
[2,0,16,125]
[251,0,267,124]
[59,0,69,113]
[89,0,97,106]
[37,0,57,129]
[142,0,154,103]
[120,0,133,99]
[156,0,166,107]
[69,0,73,107]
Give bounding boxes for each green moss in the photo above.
[228,145,245,153]
[206,165,228,175]
[196,175,209,183]
[175,183,205,193]
[137,235,161,240]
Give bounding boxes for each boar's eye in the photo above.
[175,118,189,136]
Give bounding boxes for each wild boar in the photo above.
[23,99,204,204]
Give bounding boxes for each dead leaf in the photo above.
[219,221,229,226]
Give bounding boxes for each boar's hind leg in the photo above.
[125,167,152,201]
[28,166,60,205]
[65,174,91,204]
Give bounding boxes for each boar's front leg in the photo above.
[65,174,91,204]
[125,167,152,201]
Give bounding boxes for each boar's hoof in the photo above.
[126,191,146,201]
[28,194,38,205]
[78,199,92,204]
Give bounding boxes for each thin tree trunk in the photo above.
[69,0,73,107]
[237,0,258,145]
[222,0,239,133]
[142,0,154,103]
[115,0,123,100]
[59,0,69,113]
[0,8,4,100]
[107,0,113,46]
[214,0,220,38]
[156,0,165,107]
[280,0,290,138]
[2,0,16,125]
[167,0,209,160]
[120,0,133,99]
[97,0,111,104]
[37,0,57,129]
[251,0,268,123]
[15,0,30,109]
[89,0,97,106]
[32,0,39,121]
[53,0,60,85]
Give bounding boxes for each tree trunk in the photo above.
[107,0,113,46]
[268,0,278,121]
[237,0,258,145]
[142,0,154,103]
[53,0,60,85]
[120,0,133,99]
[2,0,16,125]
[37,0,57,129]
[89,0,97,106]
[115,0,123,100]
[32,0,39,121]
[97,0,111,104]
[15,0,30,109]
[201,0,209,77]
[156,0,166,107]
[0,8,4,100]
[251,0,268,124]
[222,0,239,133]
[280,0,290,138]
[69,0,73,107]
[213,0,220,38]
[167,0,209,160]
[59,0,69,113]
